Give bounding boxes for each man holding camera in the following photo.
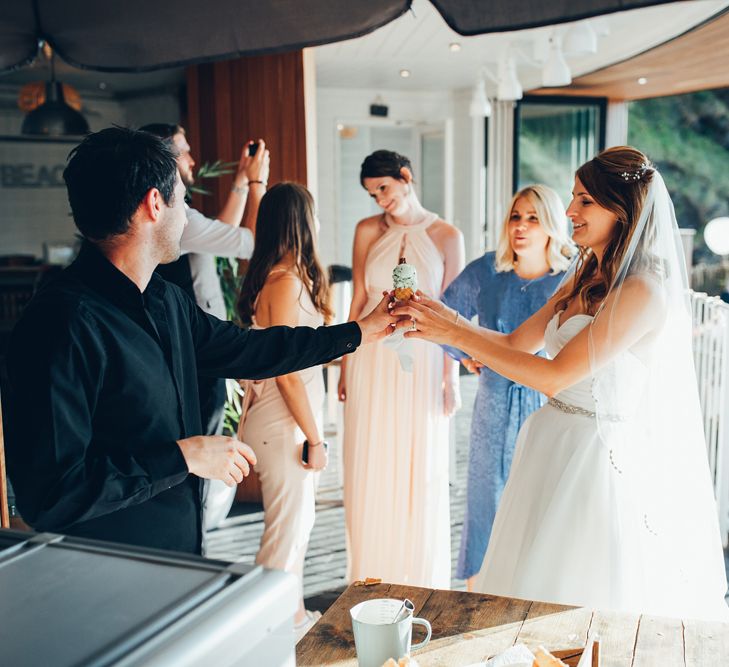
[141,124,269,436]
[139,125,270,535]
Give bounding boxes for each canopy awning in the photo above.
[1,0,677,73]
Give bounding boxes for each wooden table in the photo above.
[296,583,729,666]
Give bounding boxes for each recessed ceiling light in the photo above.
[638,77,648,85]
[336,123,344,131]
[399,69,411,78]
[449,42,461,52]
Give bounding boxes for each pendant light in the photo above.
[563,20,598,56]
[21,51,89,137]
[469,79,492,118]
[542,37,571,87]
[497,56,522,102]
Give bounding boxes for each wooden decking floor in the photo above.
[204,375,729,607]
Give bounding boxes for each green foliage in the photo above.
[216,256,243,324]
[223,377,245,438]
[186,160,238,197]
[216,256,247,436]
[189,162,247,435]
[628,91,729,271]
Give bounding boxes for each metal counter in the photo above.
[0,528,297,666]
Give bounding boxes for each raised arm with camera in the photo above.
[217,138,270,237]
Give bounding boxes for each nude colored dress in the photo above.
[343,212,451,589]
[238,272,324,596]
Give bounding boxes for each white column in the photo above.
[485,100,515,251]
[605,100,629,148]
[469,114,487,258]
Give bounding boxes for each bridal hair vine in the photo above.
[619,162,651,182]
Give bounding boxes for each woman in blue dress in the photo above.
[442,184,576,589]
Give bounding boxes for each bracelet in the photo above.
[307,440,324,447]
[231,183,249,194]
[249,180,267,186]
[453,311,461,325]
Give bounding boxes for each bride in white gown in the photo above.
[393,146,729,620]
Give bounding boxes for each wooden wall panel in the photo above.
[184,53,309,505]
[185,51,307,218]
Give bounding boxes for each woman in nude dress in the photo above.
[338,150,465,588]
[237,182,333,638]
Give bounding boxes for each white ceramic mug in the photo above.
[350,598,432,667]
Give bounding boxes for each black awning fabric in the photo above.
[0,0,677,74]
[431,0,677,35]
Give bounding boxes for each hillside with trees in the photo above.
[628,89,729,273]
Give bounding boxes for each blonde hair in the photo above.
[495,184,575,274]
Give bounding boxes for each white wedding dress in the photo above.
[473,311,729,620]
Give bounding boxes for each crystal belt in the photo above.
[547,396,627,423]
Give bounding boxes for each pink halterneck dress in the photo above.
[343,212,451,588]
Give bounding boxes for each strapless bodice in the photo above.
[544,312,647,416]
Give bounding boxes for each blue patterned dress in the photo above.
[442,251,566,580]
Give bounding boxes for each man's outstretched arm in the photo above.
[190,291,398,380]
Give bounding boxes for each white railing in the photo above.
[691,291,729,546]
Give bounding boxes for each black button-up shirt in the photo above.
[3,243,361,554]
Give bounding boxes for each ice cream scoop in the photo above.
[393,257,417,301]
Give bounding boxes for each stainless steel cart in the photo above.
[0,528,297,666]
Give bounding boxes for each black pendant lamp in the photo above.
[21,53,89,137]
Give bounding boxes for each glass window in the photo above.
[628,89,729,297]
[514,96,606,206]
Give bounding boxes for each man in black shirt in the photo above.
[3,127,395,554]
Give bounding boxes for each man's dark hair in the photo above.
[139,123,183,145]
[63,127,178,241]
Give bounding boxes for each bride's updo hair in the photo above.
[360,150,413,185]
[556,146,656,315]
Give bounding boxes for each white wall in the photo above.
[316,86,484,267]
[0,86,181,258]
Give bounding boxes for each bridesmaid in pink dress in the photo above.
[237,183,333,639]
[338,150,465,588]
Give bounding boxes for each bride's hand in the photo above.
[391,292,461,346]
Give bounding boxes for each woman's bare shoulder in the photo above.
[356,214,387,236]
[427,219,463,252]
[430,218,461,237]
[259,269,301,301]
[622,273,666,309]
[353,216,388,257]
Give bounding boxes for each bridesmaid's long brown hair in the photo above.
[238,182,333,325]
